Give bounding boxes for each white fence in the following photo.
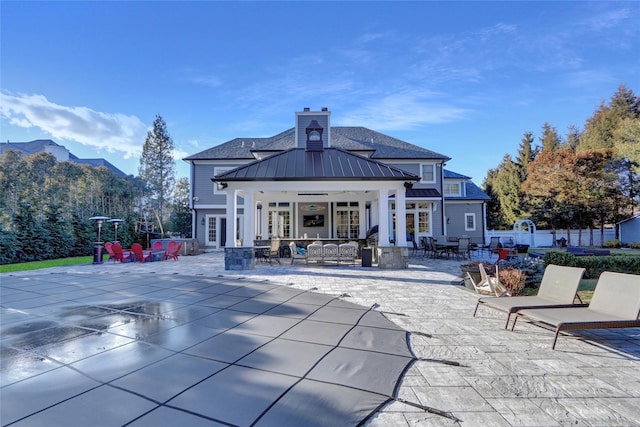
[487,228,616,248]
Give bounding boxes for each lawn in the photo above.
[0,256,94,273]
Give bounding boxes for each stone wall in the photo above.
[376,246,408,270]
[224,247,254,270]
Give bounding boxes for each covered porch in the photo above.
[212,147,420,270]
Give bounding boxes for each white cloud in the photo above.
[339,92,470,130]
[0,92,147,158]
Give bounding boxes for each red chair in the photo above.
[164,241,183,261]
[104,242,116,263]
[131,243,151,263]
[112,242,132,263]
[152,241,163,251]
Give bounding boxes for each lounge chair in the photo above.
[289,241,307,264]
[473,264,586,329]
[512,271,640,349]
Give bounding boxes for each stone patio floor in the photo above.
[2,251,639,426]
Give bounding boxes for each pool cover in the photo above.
[1,273,417,426]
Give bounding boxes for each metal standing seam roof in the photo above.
[213,148,420,182]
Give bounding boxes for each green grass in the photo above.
[0,256,94,273]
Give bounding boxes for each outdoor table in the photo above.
[151,250,165,262]
[435,241,458,257]
[254,246,270,262]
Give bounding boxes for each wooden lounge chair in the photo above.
[473,264,586,329]
[512,271,640,350]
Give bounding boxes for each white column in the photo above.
[242,191,254,247]
[378,188,389,246]
[359,201,367,239]
[396,188,407,247]
[226,189,238,247]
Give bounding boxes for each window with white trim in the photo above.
[444,182,461,196]
[421,164,435,183]
[336,202,359,239]
[465,213,476,231]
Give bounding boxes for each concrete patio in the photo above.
[2,251,639,426]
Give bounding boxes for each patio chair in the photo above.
[512,271,640,349]
[420,236,431,257]
[111,242,132,263]
[164,241,183,261]
[453,237,471,260]
[163,240,177,260]
[473,264,586,329]
[152,241,163,251]
[104,242,116,263]
[289,241,306,264]
[467,263,503,296]
[131,243,151,263]
[480,236,501,256]
[264,239,281,264]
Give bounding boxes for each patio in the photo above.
[2,252,639,426]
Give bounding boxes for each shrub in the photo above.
[605,239,621,248]
[498,266,527,295]
[542,250,640,278]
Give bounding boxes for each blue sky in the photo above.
[1,1,638,183]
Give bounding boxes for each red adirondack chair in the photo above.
[112,242,132,263]
[131,243,151,263]
[164,241,183,261]
[104,242,116,263]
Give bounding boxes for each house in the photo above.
[184,107,489,269]
[0,139,127,177]
[618,214,640,245]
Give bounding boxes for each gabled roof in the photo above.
[618,214,640,225]
[213,147,419,182]
[185,127,450,161]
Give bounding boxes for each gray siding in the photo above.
[620,217,640,244]
[443,203,484,244]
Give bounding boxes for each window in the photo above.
[402,202,430,238]
[207,216,217,246]
[335,202,359,239]
[465,213,476,231]
[444,183,460,196]
[268,203,291,238]
[421,164,435,183]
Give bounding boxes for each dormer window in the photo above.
[308,130,321,141]
[444,182,461,196]
[305,120,324,150]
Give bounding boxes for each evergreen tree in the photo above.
[170,177,192,238]
[139,115,176,229]
[539,122,561,152]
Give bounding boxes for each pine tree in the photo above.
[539,123,561,152]
[139,115,176,229]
